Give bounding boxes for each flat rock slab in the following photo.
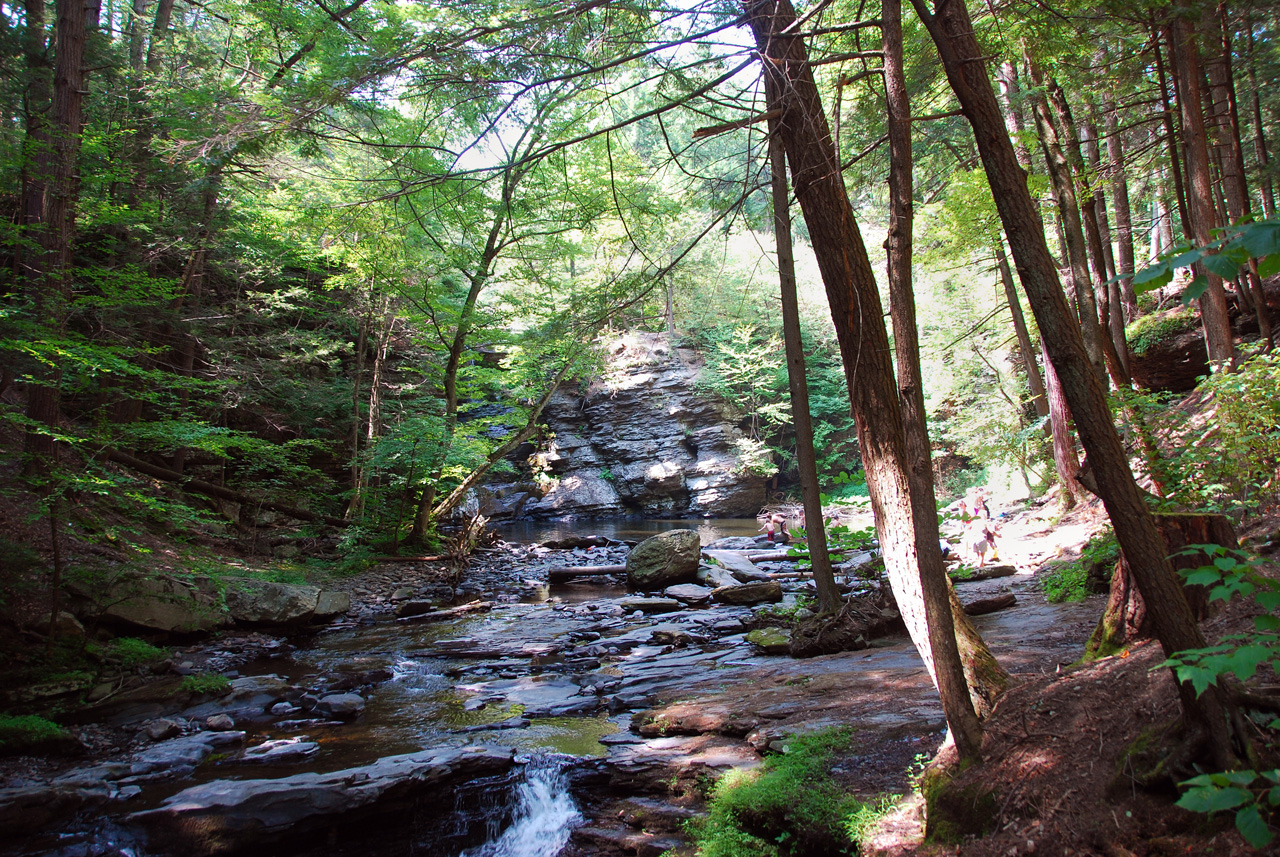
[712,580,783,605]
[128,746,516,856]
[702,550,771,582]
[618,597,684,614]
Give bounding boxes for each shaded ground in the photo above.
[858,503,1280,857]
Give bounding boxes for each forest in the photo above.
[2,0,1280,854]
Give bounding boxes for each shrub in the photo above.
[1041,528,1119,603]
[106,637,166,668]
[180,673,231,696]
[0,714,71,753]
[685,728,873,857]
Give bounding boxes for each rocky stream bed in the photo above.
[1,509,1107,857]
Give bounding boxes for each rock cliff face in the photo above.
[476,332,766,520]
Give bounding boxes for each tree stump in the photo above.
[1084,512,1237,659]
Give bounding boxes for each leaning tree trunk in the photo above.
[1085,513,1237,659]
[766,90,841,614]
[744,0,984,760]
[915,0,1239,771]
[883,0,1006,712]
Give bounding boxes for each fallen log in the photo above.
[950,564,1017,582]
[396,600,493,623]
[963,594,1017,616]
[374,556,443,563]
[548,564,627,583]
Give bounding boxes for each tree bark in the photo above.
[766,84,840,615]
[1163,10,1236,369]
[1042,339,1082,508]
[1246,30,1276,218]
[915,0,1237,769]
[1025,61,1108,387]
[744,0,983,760]
[1103,98,1139,320]
[1085,513,1237,659]
[1202,5,1272,348]
[24,0,97,474]
[995,243,1048,423]
[1153,28,1194,241]
[883,0,1007,709]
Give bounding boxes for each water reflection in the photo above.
[491,517,762,545]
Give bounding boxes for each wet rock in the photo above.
[711,580,783,605]
[0,780,111,837]
[394,600,436,618]
[205,714,235,731]
[315,693,365,720]
[128,731,246,779]
[314,591,352,619]
[617,597,684,614]
[225,579,321,624]
[696,565,739,588]
[142,718,182,741]
[242,737,320,763]
[664,583,713,605]
[626,530,701,589]
[390,587,415,601]
[127,746,517,856]
[745,627,791,654]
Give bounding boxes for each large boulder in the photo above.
[626,530,701,590]
[80,574,229,634]
[225,580,320,625]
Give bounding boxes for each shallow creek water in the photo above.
[20,516,1103,857]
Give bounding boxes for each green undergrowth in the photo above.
[1041,528,1119,603]
[0,714,72,754]
[1125,306,1198,357]
[180,673,231,696]
[684,728,896,856]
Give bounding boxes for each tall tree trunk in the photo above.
[1202,5,1272,348]
[915,0,1239,770]
[1103,98,1139,320]
[1163,10,1236,369]
[996,243,1048,423]
[1025,61,1109,387]
[1154,28,1194,241]
[25,0,97,473]
[1246,30,1276,218]
[1042,340,1082,509]
[884,0,1007,710]
[744,0,983,760]
[766,90,840,615]
[1082,115,1131,377]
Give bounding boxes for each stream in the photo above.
[5,516,1104,857]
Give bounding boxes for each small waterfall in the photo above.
[458,756,583,857]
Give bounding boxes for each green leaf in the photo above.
[1260,254,1280,278]
[1177,785,1251,813]
[1235,805,1274,848]
[1203,252,1241,279]
[1237,223,1280,259]
[1181,275,1209,305]
[1184,567,1225,586]
[1132,260,1173,286]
